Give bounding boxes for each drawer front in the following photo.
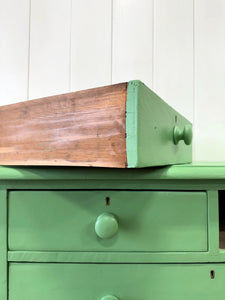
[8,191,207,252]
[9,263,225,300]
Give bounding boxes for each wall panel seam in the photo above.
[193,0,196,159]
[152,0,154,89]
[110,0,113,84]
[69,0,72,91]
[27,0,32,100]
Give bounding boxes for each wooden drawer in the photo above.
[0,81,192,168]
[8,191,207,252]
[9,263,225,300]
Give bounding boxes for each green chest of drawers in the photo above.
[1,163,225,299]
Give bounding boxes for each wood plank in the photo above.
[0,0,29,105]
[112,0,153,87]
[0,80,192,168]
[70,0,112,91]
[0,83,127,168]
[29,0,71,99]
[194,0,225,161]
[153,0,194,121]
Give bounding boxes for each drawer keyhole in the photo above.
[210,270,215,279]
[105,197,110,206]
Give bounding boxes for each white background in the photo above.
[0,0,224,161]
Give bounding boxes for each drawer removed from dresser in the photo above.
[0,80,192,168]
[9,263,224,300]
[8,190,207,252]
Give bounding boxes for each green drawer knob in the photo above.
[95,213,118,239]
[101,296,119,300]
[173,125,192,145]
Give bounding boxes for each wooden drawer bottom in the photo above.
[9,263,225,299]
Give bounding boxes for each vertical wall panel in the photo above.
[112,0,153,87]
[0,0,30,105]
[70,0,112,91]
[154,0,194,121]
[29,0,71,99]
[194,0,225,161]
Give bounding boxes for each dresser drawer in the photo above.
[9,263,225,300]
[8,191,207,252]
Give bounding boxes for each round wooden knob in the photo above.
[95,213,118,239]
[101,296,119,300]
[173,125,192,145]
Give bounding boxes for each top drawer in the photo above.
[8,190,207,252]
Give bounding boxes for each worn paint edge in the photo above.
[126,80,140,168]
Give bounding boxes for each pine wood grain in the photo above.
[0,83,127,168]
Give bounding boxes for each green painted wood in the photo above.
[101,296,118,300]
[173,124,192,145]
[0,179,224,192]
[8,249,225,263]
[8,191,207,252]
[0,190,7,300]
[95,213,119,239]
[6,250,210,263]
[0,163,224,181]
[9,263,225,300]
[126,80,139,167]
[207,191,220,255]
[126,80,192,167]
[2,165,225,298]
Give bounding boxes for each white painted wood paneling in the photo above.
[0,0,224,161]
[112,0,153,87]
[70,0,112,91]
[0,0,30,105]
[154,0,194,121]
[29,0,71,99]
[194,0,225,161]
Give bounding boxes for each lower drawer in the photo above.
[9,263,225,299]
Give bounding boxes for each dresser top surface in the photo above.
[0,162,224,181]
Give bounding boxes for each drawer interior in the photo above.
[9,263,225,300]
[8,190,208,252]
[219,190,225,248]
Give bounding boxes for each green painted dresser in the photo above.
[1,163,225,299]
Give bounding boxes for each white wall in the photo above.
[0,0,224,161]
